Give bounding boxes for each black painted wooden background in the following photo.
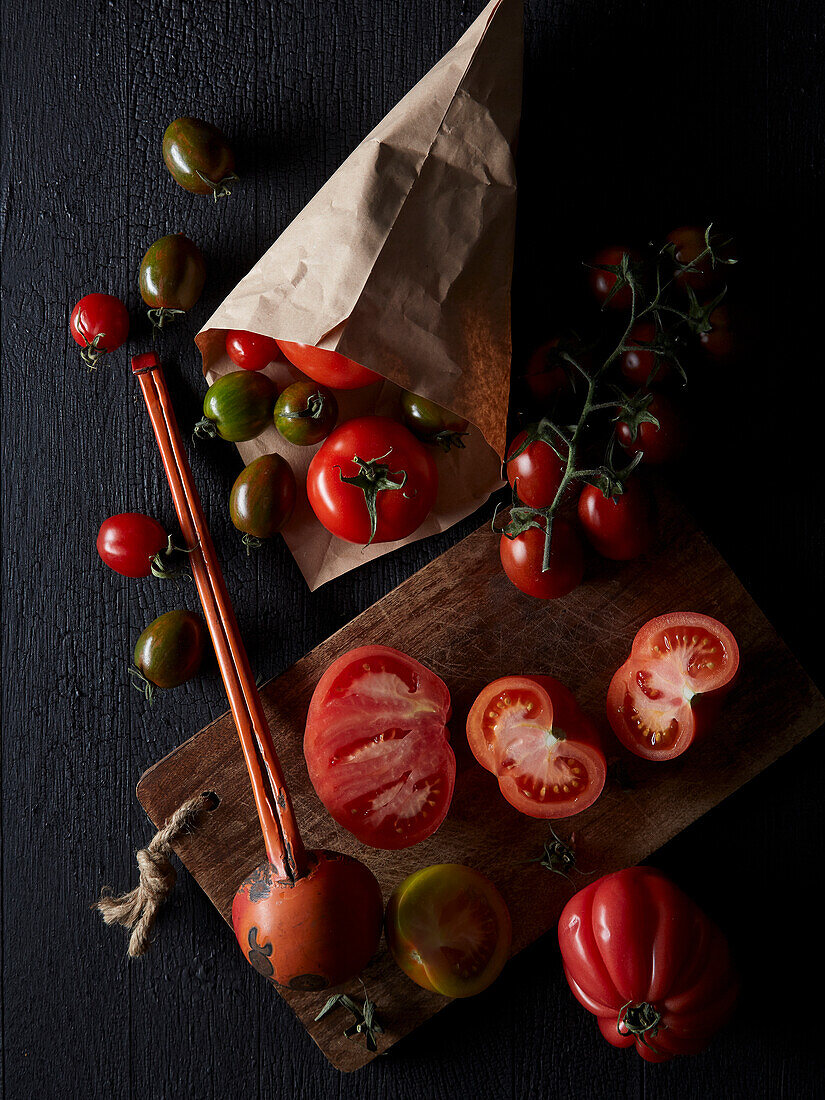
[2,0,824,1097]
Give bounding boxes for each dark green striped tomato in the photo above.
[273,381,338,446]
[400,390,469,451]
[162,117,237,199]
[229,454,297,550]
[195,371,277,442]
[138,233,206,329]
[131,609,206,701]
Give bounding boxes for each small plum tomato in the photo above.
[162,117,237,199]
[274,381,338,446]
[70,294,130,368]
[399,390,469,451]
[500,518,584,600]
[131,609,206,702]
[523,338,574,404]
[138,233,206,329]
[225,330,281,371]
[229,454,297,550]
[615,393,685,465]
[589,246,642,310]
[577,479,655,561]
[97,512,178,579]
[194,371,278,443]
[506,429,568,509]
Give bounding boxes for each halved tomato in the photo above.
[303,646,455,849]
[385,864,512,998]
[607,613,739,761]
[466,675,606,819]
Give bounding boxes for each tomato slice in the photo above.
[607,612,739,761]
[304,646,455,849]
[385,864,512,997]
[466,675,606,819]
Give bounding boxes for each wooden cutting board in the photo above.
[137,488,825,1072]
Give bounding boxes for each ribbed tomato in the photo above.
[558,867,738,1062]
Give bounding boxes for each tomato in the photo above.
[70,294,129,367]
[466,675,606,819]
[615,393,685,465]
[698,303,736,360]
[162,117,237,199]
[306,417,438,544]
[131,609,206,701]
[506,430,568,508]
[399,390,469,450]
[303,646,455,850]
[276,341,381,389]
[558,867,738,1062]
[138,233,206,328]
[523,339,574,404]
[667,225,722,294]
[229,454,296,549]
[273,381,338,446]
[589,246,642,310]
[386,864,511,997]
[194,371,277,442]
[97,512,176,578]
[577,479,655,561]
[606,612,739,761]
[620,321,675,388]
[225,330,281,371]
[500,518,584,600]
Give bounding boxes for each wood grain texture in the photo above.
[2,0,824,1096]
[137,490,825,1070]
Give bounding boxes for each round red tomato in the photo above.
[620,321,675,388]
[589,246,641,310]
[558,866,738,1062]
[615,393,685,465]
[386,864,512,997]
[667,225,722,294]
[466,675,605,819]
[225,330,281,371]
[577,479,655,561]
[97,513,170,578]
[307,416,438,544]
[523,339,574,404]
[70,294,129,367]
[303,646,455,850]
[506,430,568,508]
[276,341,381,389]
[699,303,736,360]
[607,612,739,761]
[500,518,584,600]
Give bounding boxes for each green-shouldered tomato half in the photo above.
[607,612,739,761]
[138,233,206,329]
[162,117,237,199]
[131,609,206,702]
[466,675,606,819]
[399,390,469,451]
[385,864,512,998]
[229,453,296,550]
[273,381,338,446]
[194,371,277,443]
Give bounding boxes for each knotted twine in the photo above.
[96,792,214,957]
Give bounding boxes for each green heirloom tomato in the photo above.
[131,609,206,702]
[273,381,338,446]
[194,371,277,442]
[138,233,206,329]
[162,117,237,200]
[229,454,297,551]
[399,390,469,451]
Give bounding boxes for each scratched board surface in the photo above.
[138,490,825,1070]
[3,0,825,1096]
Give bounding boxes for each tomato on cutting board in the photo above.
[607,612,739,761]
[558,866,738,1062]
[466,675,606,818]
[276,341,381,389]
[577,478,655,561]
[505,430,568,509]
[304,646,455,850]
[386,864,512,997]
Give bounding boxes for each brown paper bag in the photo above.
[196,0,523,590]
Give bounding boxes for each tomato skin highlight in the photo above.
[466,675,606,819]
[225,330,281,371]
[138,233,206,314]
[162,117,235,197]
[70,294,129,359]
[577,479,655,561]
[229,454,296,540]
[304,646,455,850]
[589,246,641,310]
[606,612,739,761]
[385,864,512,997]
[276,341,381,389]
[133,609,206,690]
[558,867,738,1061]
[506,430,568,509]
[97,513,168,578]
[200,371,278,442]
[499,518,584,600]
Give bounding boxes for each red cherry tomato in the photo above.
[276,341,381,389]
[667,225,723,294]
[97,513,169,578]
[699,303,736,360]
[303,646,455,850]
[589,247,641,310]
[506,430,568,509]
[307,417,438,544]
[499,518,584,600]
[523,339,574,404]
[466,675,606,819]
[70,294,130,366]
[225,330,281,371]
[606,612,739,761]
[620,321,674,388]
[577,479,655,560]
[615,393,685,465]
[558,867,738,1062]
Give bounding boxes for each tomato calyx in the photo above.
[585,251,647,310]
[314,985,384,1052]
[282,389,330,424]
[613,391,660,445]
[429,428,468,453]
[147,306,186,330]
[128,665,156,704]
[662,222,736,286]
[531,824,578,881]
[617,1000,663,1050]
[149,534,194,580]
[683,284,728,337]
[336,450,411,545]
[77,332,109,370]
[195,168,240,202]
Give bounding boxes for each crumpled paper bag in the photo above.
[196,0,523,590]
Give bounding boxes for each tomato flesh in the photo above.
[304,646,455,850]
[276,341,381,389]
